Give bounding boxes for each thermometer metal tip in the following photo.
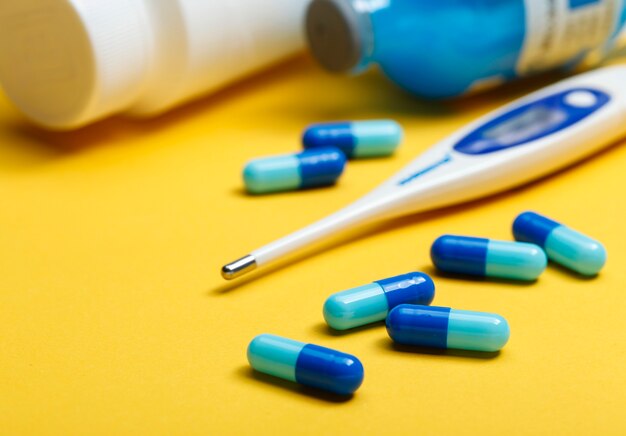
[222,255,257,280]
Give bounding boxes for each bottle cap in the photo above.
[0,0,152,129]
[306,0,363,73]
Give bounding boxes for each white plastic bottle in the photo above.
[0,0,309,130]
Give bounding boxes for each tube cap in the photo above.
[0,0,151,129]
[305,0,362,73]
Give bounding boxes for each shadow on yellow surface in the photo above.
[0,54,577,175]
[231,181,348,198]
[542,261,601,280]
[311,321,386,337]
[423,265,538,287]
[235,366,354,404]
[0,56,442,172]
[427,262,600,282]
[375,337,501,360]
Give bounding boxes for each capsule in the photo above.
[513,211,606,276]
[431,235,547,281]
[323,272,435,330]
[386,304,510,352]
[247,334,364,395]
[302,120,403,158]
[243,147,346,194]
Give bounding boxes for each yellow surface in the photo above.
[1,56,625,436]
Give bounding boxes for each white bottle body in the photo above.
[131,0,308,115]
[0,0,308,129]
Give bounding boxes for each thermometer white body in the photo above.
[222,66,626,280]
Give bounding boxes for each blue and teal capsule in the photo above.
[386,304,510,352]
[247,334,364,395]
[243,147,346,194]
[513,211,607,276]
[303,120,403,158]
[431,235,547,281]
[323,272,435,330]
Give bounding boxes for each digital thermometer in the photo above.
[222,66,626,280]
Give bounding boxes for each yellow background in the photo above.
[1,56,625,435]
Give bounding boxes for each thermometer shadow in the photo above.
[211,136,624,296]
[375,338,501,360]
[235,366,354,403]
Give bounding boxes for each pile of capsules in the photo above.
[246,210,606,396]
[242,120,403,194]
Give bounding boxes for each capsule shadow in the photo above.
[236,366,354,403]
[421,265,538,287]
[231,183,343,199]
[343,154,398,162]
[311,321,385,337]
[545,261,600,281]
[376,337,501,360]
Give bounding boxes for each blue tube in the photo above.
[513,211,607,276]
[323,272,435,330]
[248,334,364,395]
[306,0,626,98]
[386,304,510,352]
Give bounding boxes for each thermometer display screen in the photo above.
[453,88,610,155]
[482,107,567,146]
